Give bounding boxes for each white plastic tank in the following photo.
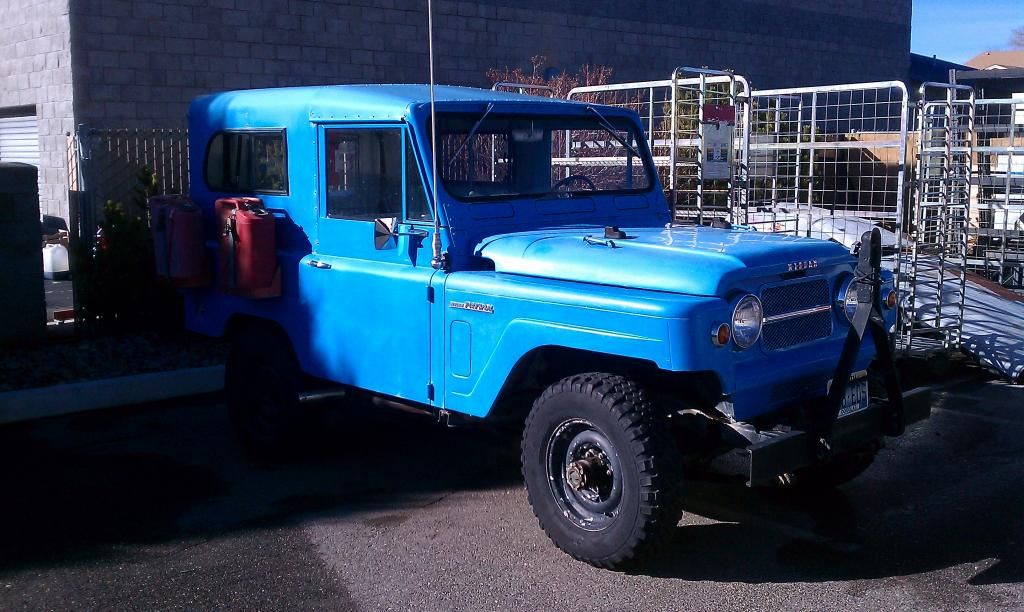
[42,243,70,280]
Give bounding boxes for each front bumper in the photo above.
[745,386,932,487]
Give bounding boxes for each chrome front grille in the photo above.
[760,278,833,350]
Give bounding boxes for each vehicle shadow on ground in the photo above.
[0,396,523,575]
[0,383,1020,587]
[637,473,1024,585]
[639,381,1024,584]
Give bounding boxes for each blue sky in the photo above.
[912,0,1022,64]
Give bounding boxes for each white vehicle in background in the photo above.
[746,205,904,252]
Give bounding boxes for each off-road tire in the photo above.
[225,324,310,459]
[791,443,879,489]
[521,373,684,569]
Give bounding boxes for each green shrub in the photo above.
[76,166,181,331]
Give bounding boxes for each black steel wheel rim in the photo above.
[545,418,624,531]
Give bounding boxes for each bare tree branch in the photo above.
[1011,25,1024,49]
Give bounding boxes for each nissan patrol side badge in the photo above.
[787,260,818,272]
[449,300,495,314]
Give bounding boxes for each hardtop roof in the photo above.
[190,84,614,124]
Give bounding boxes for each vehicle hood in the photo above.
[475,226,853,296]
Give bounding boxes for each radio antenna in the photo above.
[427,0,444,270]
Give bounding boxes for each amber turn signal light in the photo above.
[883,288,898,309]
[711,322,731,347]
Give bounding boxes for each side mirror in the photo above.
[374,217,398,250]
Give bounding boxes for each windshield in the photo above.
[436,112,653,201]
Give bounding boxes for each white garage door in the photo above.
[0,114,40,167]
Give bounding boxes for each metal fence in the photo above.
[746,82,910,242]
[969,97,1024,291]
[901,83,975,354]
[68,125,190,251]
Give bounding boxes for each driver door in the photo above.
[302,123,436,403]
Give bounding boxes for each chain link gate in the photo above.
[68,125,190,253]
[66,126,190,325]
[970,96,1024,292]
[568,67,751,224]
[903,83,975,354]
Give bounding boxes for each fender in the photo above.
[439,271,727,417]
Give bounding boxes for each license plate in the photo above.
[828,371,870,418]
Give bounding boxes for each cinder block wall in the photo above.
[0,0,75,220]
[69,0,911,129]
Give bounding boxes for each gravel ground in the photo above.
[0,330,227,392]
[0,367,1021,611]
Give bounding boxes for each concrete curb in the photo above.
[0,365,224,425]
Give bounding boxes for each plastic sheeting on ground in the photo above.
[959,276,1024,384]
[893,255,1024,383]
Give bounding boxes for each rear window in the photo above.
[205,130,288,194]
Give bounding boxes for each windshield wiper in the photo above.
[446,103,495,170]
[585,105,644,161]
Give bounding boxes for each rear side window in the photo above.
[205,130,288,194]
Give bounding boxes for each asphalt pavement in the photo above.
[0,366,1022,611]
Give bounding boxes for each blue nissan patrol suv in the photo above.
[178,84,930,568]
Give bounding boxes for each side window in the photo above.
[324,128,433,222]
[205,130,288,194]
[325,129,402,220]
[405,137,432,222]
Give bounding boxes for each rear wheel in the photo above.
[521,373,684,569]
[225,324,311,459]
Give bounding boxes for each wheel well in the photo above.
[487,346,722,424]
[224,314,290,347]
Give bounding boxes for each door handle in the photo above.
[307,260,332,269]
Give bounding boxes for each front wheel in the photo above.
[521,373,684,569]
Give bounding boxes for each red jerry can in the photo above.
[149,194,187,278]
[166,202,210,287]
[149,195,209,287]
[216,197,281,298]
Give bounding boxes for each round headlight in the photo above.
[731,294,763,349]
[837,277,858,323]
